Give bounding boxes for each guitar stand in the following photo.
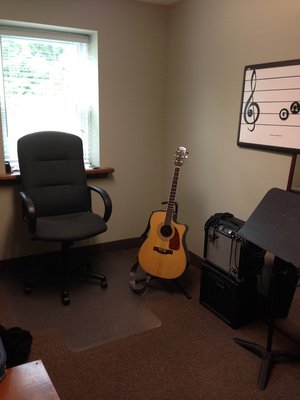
[234,259,300,390]
[129,260,192,299]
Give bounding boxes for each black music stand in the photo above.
[234,187,300,390]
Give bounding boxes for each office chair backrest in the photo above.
[18,131,90,217]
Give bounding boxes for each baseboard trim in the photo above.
[0,237,202,268]
[0,237,142,268]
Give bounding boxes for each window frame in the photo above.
[0,20,100,172]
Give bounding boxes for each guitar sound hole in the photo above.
[160,224,173,238]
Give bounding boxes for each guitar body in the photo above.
[138,210,189,279]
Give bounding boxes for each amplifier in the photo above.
[200,261,258,328]
[204,213,264,281]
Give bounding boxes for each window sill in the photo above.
[0,167,115,186]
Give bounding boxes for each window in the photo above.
[0,22,99,166]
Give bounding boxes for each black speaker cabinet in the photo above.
[200,261,258,328]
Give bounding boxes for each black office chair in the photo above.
[17,131,112,305]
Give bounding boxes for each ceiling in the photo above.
[136,0,181,5]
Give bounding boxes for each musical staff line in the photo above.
[245,74,300,82]
[241,111,300,116]
[244,87,300,93]
[241,122,300,128]
[243,100,300,104]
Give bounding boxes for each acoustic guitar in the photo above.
[138,146,189,280]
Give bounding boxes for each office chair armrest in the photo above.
[88,185,112,223]
[19,191,37,233]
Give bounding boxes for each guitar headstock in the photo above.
[174,146,188,167]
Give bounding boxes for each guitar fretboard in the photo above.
[165,166,180,226]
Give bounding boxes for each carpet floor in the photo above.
[0,248,300,400]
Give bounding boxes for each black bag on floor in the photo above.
[0,325,33,368]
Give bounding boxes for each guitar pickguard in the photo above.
[169,226,180,250]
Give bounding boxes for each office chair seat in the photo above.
[35,212,107,242]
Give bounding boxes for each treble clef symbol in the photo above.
[243,69,260,132]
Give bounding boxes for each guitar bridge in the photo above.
[153,246,173,255]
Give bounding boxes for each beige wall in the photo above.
[166,0,298,256]
[0,0,299,261]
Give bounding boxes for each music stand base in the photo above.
[234,338,300,390]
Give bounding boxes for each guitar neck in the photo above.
[165,166,180,225]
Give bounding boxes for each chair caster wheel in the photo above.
[61,290,70,306]
[101,280,108,289]
[24,285,32,295]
